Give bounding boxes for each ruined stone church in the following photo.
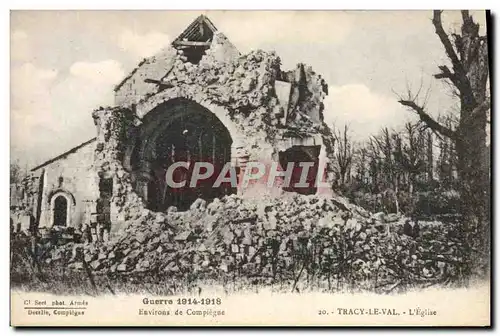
[11,15,334,234]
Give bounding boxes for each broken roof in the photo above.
[114,14,221,92]
[172,14,218,47]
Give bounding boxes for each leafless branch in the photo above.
[434,65,455,80]
[398,99,457,140]
[432,10,478,108]
[422,82,433,108]
[432,10,463,75]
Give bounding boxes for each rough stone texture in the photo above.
[114,31,240,108]
[114,33,332,162]
[92,106,146,230]
[43,192,462,292]
[203,31,241,65]
[12,18,337,236]
[13,140,99,230]
[114,46,178,107]
[89,29,338,233]
[37,141,98,229]
[281,64,326,124]
[11,173,42,217]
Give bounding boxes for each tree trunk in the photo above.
[394,180,400,214]
[398,11,491,273]
[455,110,489,252]
[426,132,433,182]
[455,11,490,259]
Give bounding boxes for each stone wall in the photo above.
[91,32,336,233]
[92,106,145,233]
[114,47,178,107]
[114,30,330,159]
[33,140,99,229]
[114,30,241,109]
[10,22,338,240]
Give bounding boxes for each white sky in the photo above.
[10,10,488,168]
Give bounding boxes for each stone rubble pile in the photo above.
[45,193,464,290]
[90,38,339,237]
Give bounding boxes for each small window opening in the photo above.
[53,195,68,226]
[99,178,113,197]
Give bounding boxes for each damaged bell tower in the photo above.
[91,14,335,228]
[171,14,220,64]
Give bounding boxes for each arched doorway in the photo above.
[53,195,68,226]
[131,99,235,211]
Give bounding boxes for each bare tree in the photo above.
[332,124,354,186]
[354,146,368,185]
[398,11,490,257]
[426,131,434,183]
[393,123,427,194]
[10,160,26,185]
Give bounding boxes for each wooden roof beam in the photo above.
[172,40,211,47]
[144,78,175,88]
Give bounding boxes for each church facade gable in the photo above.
[15,14,333,238]
[16,139,100,232]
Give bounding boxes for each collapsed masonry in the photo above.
[92,15,335,232]
[12,15,336,236]
[10,16,468,291]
